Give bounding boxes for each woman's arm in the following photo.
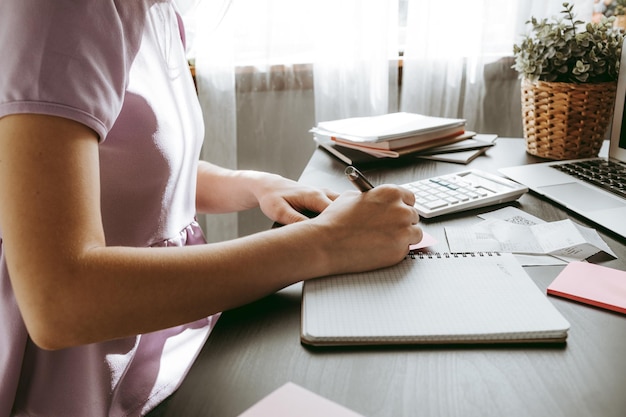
[0,114,422,351]
[195,160,339,224]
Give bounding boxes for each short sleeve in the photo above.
[0,0,146,140]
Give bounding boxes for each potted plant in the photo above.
[512,2,624,160]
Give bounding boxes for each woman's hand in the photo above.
[195,162,338,220]
[253,174,340,225]
[307,184,423,275]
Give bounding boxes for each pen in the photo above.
[345,165,374,192]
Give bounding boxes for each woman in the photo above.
[0,1,422,416]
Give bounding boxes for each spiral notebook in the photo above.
[301,252,570,346]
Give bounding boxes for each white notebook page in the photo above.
[302,252,570,345]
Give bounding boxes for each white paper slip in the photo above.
[478,207,567,266]
[478,206,546,225]
[445,218,616,261]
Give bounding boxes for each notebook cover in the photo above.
[302,252,570,346]
[547,261,626,314]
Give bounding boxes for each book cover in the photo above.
[415,135,497,155]
[311,112,466,143]
[314,134,494,167]
[417,148,489,164]
[331,133,472,158]
[416,135,498,164]
[331,126,466,150]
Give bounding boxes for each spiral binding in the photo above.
[407,251,501,259]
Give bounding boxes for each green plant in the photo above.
[513,2,624,83]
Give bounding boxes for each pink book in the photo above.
[547,262,626,314]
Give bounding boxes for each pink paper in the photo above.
[238,382,364,417]
[409,231,437,251]
[547,262,626,314]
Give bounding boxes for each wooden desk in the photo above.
[165,139,626,417]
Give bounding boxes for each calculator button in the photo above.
[424,200,448,209]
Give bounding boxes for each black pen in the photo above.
[345,166,374,192]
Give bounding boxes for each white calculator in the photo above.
[402,169,528,218]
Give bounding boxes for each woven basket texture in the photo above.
[521,78,617,160]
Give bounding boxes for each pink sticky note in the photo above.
[547,262,626,315]
[238,382,364,417]
[409,231,437,251]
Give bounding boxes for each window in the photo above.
[182,1,604,67]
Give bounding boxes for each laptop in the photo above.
[499,43,626,240]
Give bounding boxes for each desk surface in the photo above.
[165,139,626,417]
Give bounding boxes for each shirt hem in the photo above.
[0,101,109,142]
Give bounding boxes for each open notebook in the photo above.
[301,252,569,346]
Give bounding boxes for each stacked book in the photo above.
[311,112,496,167]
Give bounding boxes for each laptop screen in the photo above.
[610,38,626,162]
[620,91,626,150]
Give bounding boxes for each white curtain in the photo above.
[400,0,592,134]
[176,0,594,241]
[311,0,400,122]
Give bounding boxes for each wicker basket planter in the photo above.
[520,78,617,160]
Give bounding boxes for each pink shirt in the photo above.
[0,1,218,415]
